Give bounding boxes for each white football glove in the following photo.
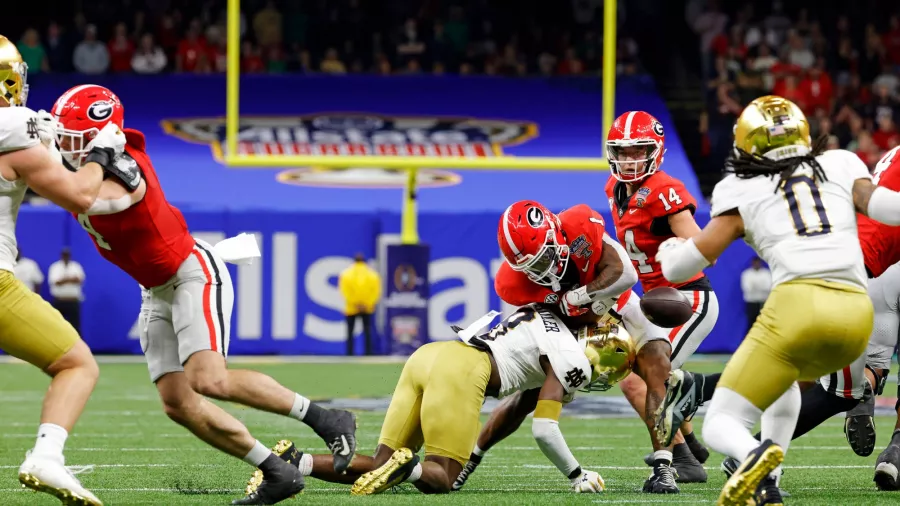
[34,109,59,147]
[590,295,619,316]
[86,122,127,154]
[570,469,605,493]
[655,237,686,264]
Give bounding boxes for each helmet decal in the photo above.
[87,101,114,121]
[526,206,544,228]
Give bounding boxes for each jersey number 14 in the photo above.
[781,175,831,237]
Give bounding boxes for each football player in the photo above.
[51,85,358,505]
[0,36,130,506]
[242,307,632,496]
[657,95,900,505]
[604,110,720,489]
[454,200,695,493]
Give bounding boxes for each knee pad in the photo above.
[867,365,889,396]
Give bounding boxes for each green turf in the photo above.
[1,359,898,505]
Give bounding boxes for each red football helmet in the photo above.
[606,110,666,183]
[51,84,125,166]
[498,200,569,289]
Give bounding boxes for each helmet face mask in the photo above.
[499,201,570,289]
[511,229,570,287]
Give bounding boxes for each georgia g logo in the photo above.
[651,120,664,137]
[526,207,544,228]
[87,101,114,122]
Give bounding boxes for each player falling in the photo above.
[603,110,720,490]
[244,306,634,496]
[50,84,357,505]
[657,95,900,505]
[0,36,133,506]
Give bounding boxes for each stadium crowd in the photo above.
[12,0,641,78]
[694,0,900,176]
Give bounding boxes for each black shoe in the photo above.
[687,439,710,464]
[755,475,784,505]
[722,456,791,498]
[719,440,783,506]
[351,448,420,496]
[233,459,305,505]
[672,444,707,483]
[845,386,876,457]
[642,463,679,494]
[244,440,302,497]
[309,408,357,474]
[875,437,900,491]
[452,453,482,491]
[654,370,701,447]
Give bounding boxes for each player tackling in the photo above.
[0,37,131,506]
[657,95,900,505]
[51,84,357,505]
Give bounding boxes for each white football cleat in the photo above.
[18,455,103,505]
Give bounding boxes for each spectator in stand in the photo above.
[108,22,135,73]
[176,19,207,73]
[885,15,900,71]
[45,22,71,72]
[73,24,110,75]
[205,27,227,73]
[396,18,426,67]
[800,57,834,116]
[320,47,346,74]
[253,0,283,50]
[157,14,181,60]
[687,0,728,81]
[860,25,885,84]
[873,115,900,151]
[833,36,858,85]
[267,45,287,73]
[855,130,882,169]
[17,28,48,75]
[867,83,900,125]
[775,73,808,111]
[132,33,167,74]
[557,47,584,75]
[748,43,778,91]
[240,40,265,73]
[785,29,814,70]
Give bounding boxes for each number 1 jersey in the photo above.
[711,149,871,290]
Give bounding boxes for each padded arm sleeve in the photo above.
[659,238,710,284]
[532,417,581,479]
[590,233,638,299]
[85,194,133,215]
[866,186,900,226]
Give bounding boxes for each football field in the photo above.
[1,357,898,505]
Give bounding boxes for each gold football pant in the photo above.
[719,279,872,410]
[0,270,80,369]
[378,341,492,465]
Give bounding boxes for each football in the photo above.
[640,287,693,328]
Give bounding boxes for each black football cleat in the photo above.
[233,458,304,505]
[308,408,357,474]
[642,463,679,494]
[845,385,877,457]
[654,370,702,447]
[244,440,303,497]
[874,435,900,491]
[719,440,783,506]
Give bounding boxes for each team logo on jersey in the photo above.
[569,235,593,258]
[651,120,664,137]
[544,293,559,304]
[161,113,538,189]
[526,207,545,228]
[635,186,651,208]
[87,101,114,122]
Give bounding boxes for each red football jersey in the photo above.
[495,203,632,308]
[604,171,707,291]
[74,129,196,288]
[858,146,900,278]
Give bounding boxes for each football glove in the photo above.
[589,296,619,316]
[34,109,59,147]
[86,122,127,153]
[570,469,605,493]
[560,286,591,317]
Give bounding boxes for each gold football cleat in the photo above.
[244,440,302,496]
[350,448,418,496]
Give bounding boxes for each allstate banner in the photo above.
[384,244,430,355]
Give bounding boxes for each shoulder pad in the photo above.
[103,152,143,192]
[0,107,40,153]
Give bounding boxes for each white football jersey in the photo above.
[0,107,38,273]
[711,149,871,289]
[466,305,592,399]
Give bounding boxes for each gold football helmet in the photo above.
[578,323,636,392]
[0,35,28,106]
[733,95,810,158]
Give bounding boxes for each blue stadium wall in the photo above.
[15,74,756,355]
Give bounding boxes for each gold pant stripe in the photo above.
[0,270,80,369]
[378,341,492,465]
[719,279,872,410]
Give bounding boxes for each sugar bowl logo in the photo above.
[393,264,419,292]
[162,113,538,189]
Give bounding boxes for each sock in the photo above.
[702,388,762,462]
[700,373,721,403]
[32,423,68,462]
[288,394,311,421]
[407,462,423,482]
[302,403,328,431]
[761,382,801,457]
[473,444,485,457]
[242,440,272,467]
[651,449,673,468]
[298,453,314,476]
[891,429,900,446]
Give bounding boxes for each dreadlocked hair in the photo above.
[725,135,830,192]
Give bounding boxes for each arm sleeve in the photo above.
[590,233,638,299]
[866,186,900,226]
[659,238,711,284]
[532,416,581,479]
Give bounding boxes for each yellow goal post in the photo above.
[224,0,618,243]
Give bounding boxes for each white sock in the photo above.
[288,394,311,421]
[702,388,762,462]
[32,424,68,462]
[242,440,272,467]
[473,445,485,457]
[651,450,673,464]
[407,462,423,482]
[761,381,801,457]
[298,453,314,476]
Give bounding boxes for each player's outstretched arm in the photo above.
[668,209,703,239]
[533,357,604,493]
[853,179,900,226]
[5,144,103,213]
[562,234,638,315]
[84,177,147,215]
[658,212,744,284]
